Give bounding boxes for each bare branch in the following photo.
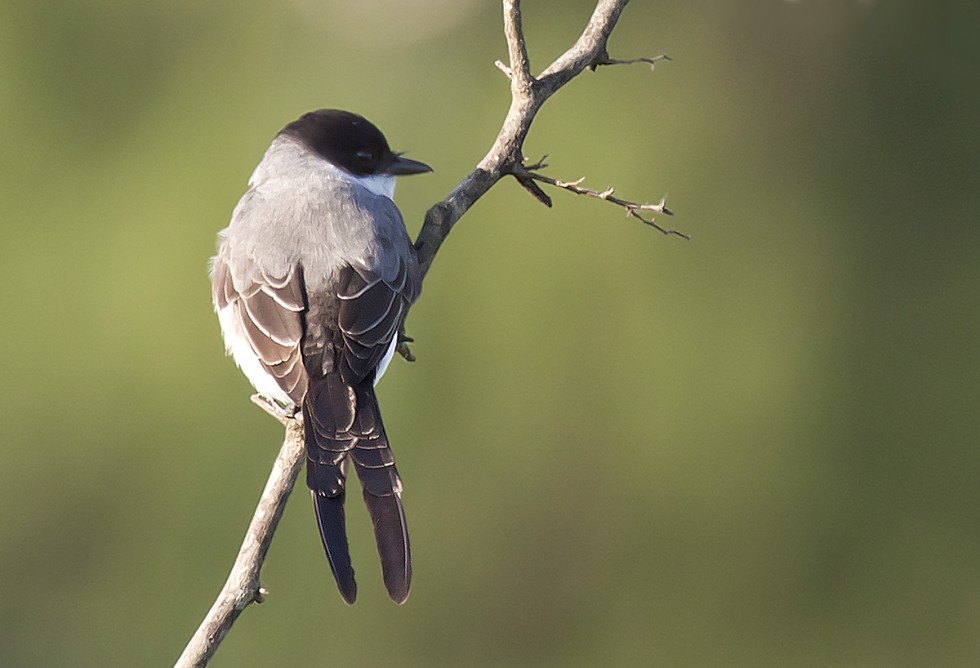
[175,419,305,668]
[414,0,679,279]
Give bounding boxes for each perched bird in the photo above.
[211,109,430,604]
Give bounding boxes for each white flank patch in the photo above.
[217,305,294,407]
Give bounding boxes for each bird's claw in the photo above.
[250,394,300,426]
[397,329,415,362]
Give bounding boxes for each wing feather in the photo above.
[335,261,414,384]
[212,255,308,405]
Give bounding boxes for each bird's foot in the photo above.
[397,329,415,362]
[250,394,301,426]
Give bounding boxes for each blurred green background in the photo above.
[1,0,978,665]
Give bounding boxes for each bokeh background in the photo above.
[1,0,978,665]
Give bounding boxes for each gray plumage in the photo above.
[211,110,428,604]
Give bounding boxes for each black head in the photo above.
[280,109,431,178]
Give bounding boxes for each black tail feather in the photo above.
[360,488,411,603]
[311,487,357,604]
[350,385,412,604]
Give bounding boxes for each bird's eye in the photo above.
[354,150,373,163]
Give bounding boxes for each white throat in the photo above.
[344,168,397,200]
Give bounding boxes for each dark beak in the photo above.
[387,154,432,176]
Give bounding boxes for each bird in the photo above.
[210,109,431,604]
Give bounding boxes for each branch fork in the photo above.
[413,0,681,279]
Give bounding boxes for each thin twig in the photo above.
[517,166,690,239]
[502,0,533,88]
[593,53,671,70]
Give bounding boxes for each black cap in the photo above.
[281,109,431,178]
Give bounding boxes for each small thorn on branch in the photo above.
[513,172,553,207]
[632,197,673,216]
[494,59,513,78]
[523,154,549,171]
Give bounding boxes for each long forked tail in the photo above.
[304,374,411,604]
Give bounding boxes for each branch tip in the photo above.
[633,214,690,239]
[502,0,533,87]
